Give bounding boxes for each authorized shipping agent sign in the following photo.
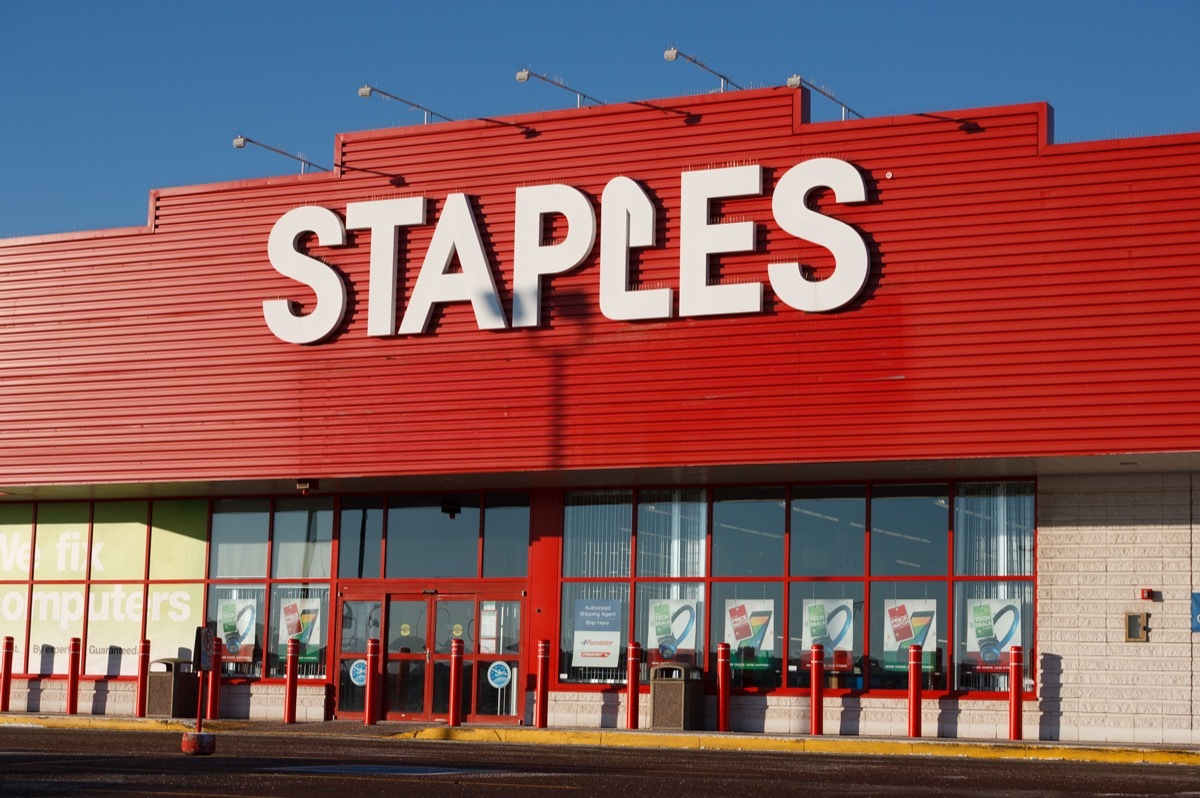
[572,600,622,667]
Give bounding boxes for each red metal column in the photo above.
[716,642,731,733]
[448,639,464,727]
[204,639,223,721]
[364,638,381,726]
[283,639,299,724]
[907,645,922,738]
[809,644,824,736]
[1,636,14,713]
[625,642,641,730]
[1008,645,1024,741]
[66,638,81,716]
[534,640,550,729]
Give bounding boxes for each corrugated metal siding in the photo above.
[1,87,1200,486]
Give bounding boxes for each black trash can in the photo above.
[648,664,703,730]
[146,658,199,718]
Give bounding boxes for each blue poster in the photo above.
[1192,593,1200,633]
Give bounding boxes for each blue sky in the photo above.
[2,1,1198,239]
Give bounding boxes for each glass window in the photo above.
[635,583,704,670]
[271,497,333,578]
[563,491,631,578]
[33,503,90,581]
[791,486,865,576]
[85,583,144,676]
[479,600,520,655]
[955,482,1034,576]
[787,582,864,689]
[28,584,85,674]
[338,497,384,579]
[208,585,265,677]
[954,581,1033,691]
[149,500,207,580]
[209,499,269,578]
[711,487,785,577]
[482,494,530,578]
[868,580,946,690]
[144,582,205,667]
[0,504,34,581]
[386,495,480,578]
[711,581,783,689]
[267,584,329,678]
[870,485,949,576]
[559,583,628,683]
[90,501,147,582]
[636,489,707,578]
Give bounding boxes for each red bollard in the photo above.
[448,638,464,727]
[1,636,14,713]
[625,642,641,730]
[364,638,380,726]
[1008,645,1024,741]
[134,639,150,718]
[907,645,922,738]
[809,644,824,736]
[66,637,81,716]
[717,642,731,733]
[534,640,550,729]
[283,638,300,724]
[205,639,223,720]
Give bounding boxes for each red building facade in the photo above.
[1,88,1198,738]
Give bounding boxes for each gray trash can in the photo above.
[648,664,703,730]
[147,658,199,718]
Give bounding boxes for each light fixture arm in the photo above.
[231,136,330,173]
[358,85,453,124]
[663,47,742,92]
[515,68,604,108]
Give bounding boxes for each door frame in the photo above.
[332,584,525,723]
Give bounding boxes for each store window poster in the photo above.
[724,599,774,670]
[964,598,1022,672]
[648,599,698,664]
[881,599,937,672]
[277,598,322,663]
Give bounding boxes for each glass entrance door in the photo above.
[335,594,382,717]
[335,590,523,721]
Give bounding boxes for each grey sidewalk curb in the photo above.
[3,713,1199,766]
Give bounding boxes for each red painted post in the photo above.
[364,638,380,726]
[625,642,641,730]
[204,639,223,720]
[1008,645,1024,741]
[809,644,824,736]
[448,638,464,727]
[1,636,14,713]
[534,640,550,729]
[907,645,922,738]
[716,642,731,733]
[134,639,150,718]
[283,638,300,724]
[66,637,81,716]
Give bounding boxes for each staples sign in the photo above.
[263,158,869,344]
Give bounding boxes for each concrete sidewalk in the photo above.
[3,713,1199,767]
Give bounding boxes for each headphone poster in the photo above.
[647,599,699,664]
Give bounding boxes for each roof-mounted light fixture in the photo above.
[231,135,329,174]
[357,85,453,124]
[663,46,742,92]
[785,74,864,121]
[515,68,604,108]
